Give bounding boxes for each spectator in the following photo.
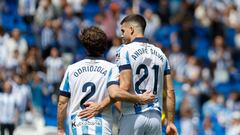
[226,111,240,135]
[202,91,223,117]
[143,8,160,40]
[169,45,186,82]
[0,26,9,67]
[67,0,87,17]
[115,6,133,37]
[106,37,121,63]
[226,91,240,111]
[52,0,68,16]
[25,47,44,72]
[18,0,37,24]
[101,2,119,42]
[0,80,19,135]
[183,56,201,82]
[44,47,64,94]
[4,28,28,62]
[208,35,232,84]
[41,19,55,50]
[157,0,170,25]
[93,13,104,29]
[203,116,215,135]
[12,74,32,125]
[29,71,44,115]
[5,50,21,70]
[178,15,194,54]
[180,97,197,135]
[57,4,80,53]
[35,0,57,26]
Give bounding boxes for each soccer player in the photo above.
[57,26,154,135]
[116,14,178,135]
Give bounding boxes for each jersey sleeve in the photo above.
[107,65,120,88]
[59,66,71,98]
[164,58,171,75]
[116,46,131,72]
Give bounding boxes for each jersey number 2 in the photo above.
[135,64,159,95]
[80,82,96,109]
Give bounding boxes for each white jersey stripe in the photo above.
[82,118,88,134]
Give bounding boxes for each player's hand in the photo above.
[166,122,178,135]
[57,129,65,135]
[78,102,102,119]
[139,90,154,104]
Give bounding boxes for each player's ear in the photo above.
[130,26,134,35]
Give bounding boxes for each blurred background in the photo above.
[0,0,239,135]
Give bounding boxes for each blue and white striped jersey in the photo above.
[116,38,171,115]
[0,92,18,124]
[59,57,119,135]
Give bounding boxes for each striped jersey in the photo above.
[59,57,119,135]
[0,92,18,124]
[116,38,171,115]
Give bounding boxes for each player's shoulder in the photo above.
[100,59,116,66]
[65,60,85,72]
[116,44,127,53]
[69,60,84,67]
[151,44,167,55]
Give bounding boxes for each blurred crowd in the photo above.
[0,0,240,135]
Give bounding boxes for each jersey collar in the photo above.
[85,55,105,60]
[131,37,149,44]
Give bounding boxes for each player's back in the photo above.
[59,58,118,134]
[117,39,170,115]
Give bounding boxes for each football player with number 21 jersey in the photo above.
[117,14,178,135]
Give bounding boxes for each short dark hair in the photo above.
[80,26,107,56]
[120,14,146,33]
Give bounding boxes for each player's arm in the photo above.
[108,84,154,104]
[57,95,69,135]
[78,85,154,119]
[119,69,132,91]
[57,66,71,135]
[164,74,175,123]
[114,101,121,112]
[117,46,132,91]
[78,96,112,119]
[164,74,178,135]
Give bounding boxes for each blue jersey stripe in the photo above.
[134,103,142,114]
[71,114,77,135]
[107,68,112,82]
[126,51,130,64]
[147,103,154,111]
[63,72,70,92]
[157,107,162,112]
[95,114,102,135]
[82,118,88,134]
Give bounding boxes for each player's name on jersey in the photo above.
[74,65,107,77]
[131,47,164,62]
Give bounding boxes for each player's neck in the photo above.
[131,34,145,42]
